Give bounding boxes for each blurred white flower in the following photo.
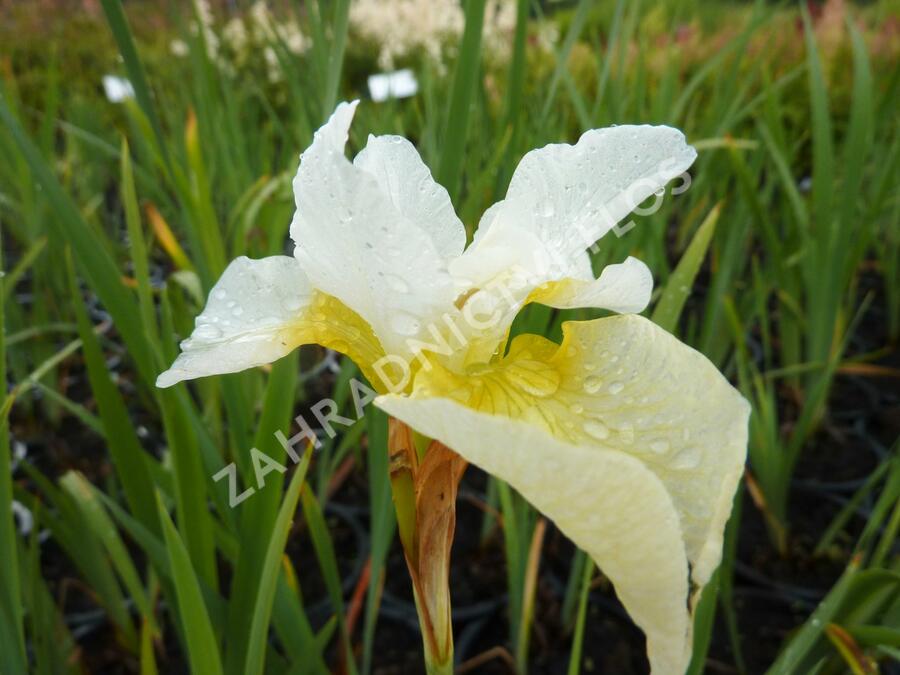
[102,75,135,103]
[169,38,190,57]
[368,69,419,101]
[350,0,544,73]
[217,2,310,83]
[11,501,33,537]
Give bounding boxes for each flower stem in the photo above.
[387,418,467,675]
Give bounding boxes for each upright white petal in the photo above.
[290,102,462,359]
[447,125,693,355]
[375,396,693,675]
[353,134,465,260]
[156,256,311,387]
[499,125,696,265]
[452,126,694,284]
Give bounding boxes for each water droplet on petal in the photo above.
[194,324,222,340]
[583,375,603,394]
[672,446,701,469]
[232,306,244,317]
[391,312,421,336]
[384,274,410,294]
[213,289,227,300]
[608,381,625,395]
[649,439,669,454]
[539,200,555,218]
[583,420,610,441]
[569,403,584,414]
[284,297,304,312]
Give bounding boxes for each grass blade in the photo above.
[362,406,396,675]
[436,0,486,200]
[651,202,722,333]
[66,251,159,533]
[243,448,312,675]
[99,0,171,170]
[158,493,224,675]
[0,222,26,675]
[566,559,595,675]
[0,85,157,385]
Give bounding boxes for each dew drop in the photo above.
[583,375,603,394]
[194,324,222,340]
[672,446,701,469]
[608,381,625,395]
[231,306,244,317]
[649,439,670,454]
[569,403,584,414]
[213,289,227,300]
[391,312,421,336]
[384,274,410,294]
[583,420,610,441]
[284,297,304,312]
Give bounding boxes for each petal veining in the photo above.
[406,314,749,591]
[375,395,692,674]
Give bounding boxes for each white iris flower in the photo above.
[158,100,749,674]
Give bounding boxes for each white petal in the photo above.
[156,256,311,387]
[534,256,654,314]
[503,125,696,261]
[453,126,693,283]
[353,134,465,260]
[375,395,693,675]
[289,101,459,358]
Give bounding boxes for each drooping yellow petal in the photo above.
[406,313,749,595]
[375,395,692,674]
